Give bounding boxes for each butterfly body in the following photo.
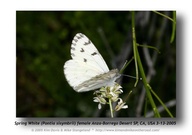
[64,33,120,92]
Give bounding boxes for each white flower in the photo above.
[93,83,128,112]
[93,96,106,104]
[115,98,128,111]
[93,96,106,109]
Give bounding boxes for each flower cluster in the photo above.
[93,83,128,112]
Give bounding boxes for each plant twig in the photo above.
[153,11,176,23]
[170,11,176,43]
[131,12,139,87]
[132,11,160,117]
[148,84,174,118]
[145,99,176,118]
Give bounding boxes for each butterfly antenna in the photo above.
[122,74,142,80]
[119,60,127,73]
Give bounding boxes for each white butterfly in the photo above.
[63,33,121,92]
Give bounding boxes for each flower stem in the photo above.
[109,99,114,118]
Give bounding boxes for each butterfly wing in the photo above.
[70,33,109,73]
[64,33,111,92]
[74,69,120,92]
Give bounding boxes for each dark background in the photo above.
[16,11,176,117]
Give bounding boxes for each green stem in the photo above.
[131,11,160,117]
[153,11,176,23]
[137,43,161,54]
[136,43,160,117]
[153,11,176,43]
[131,12,139,87]
[109,99,113,118]
[170,11,176,43]
[148,84,174,118]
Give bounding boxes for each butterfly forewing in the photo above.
[64,33,120,92]
[71,33,109,73]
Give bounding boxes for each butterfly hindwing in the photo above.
[64,60,104,90]
[73,69,120,92]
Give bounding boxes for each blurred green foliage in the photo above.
[16,11,176,117]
